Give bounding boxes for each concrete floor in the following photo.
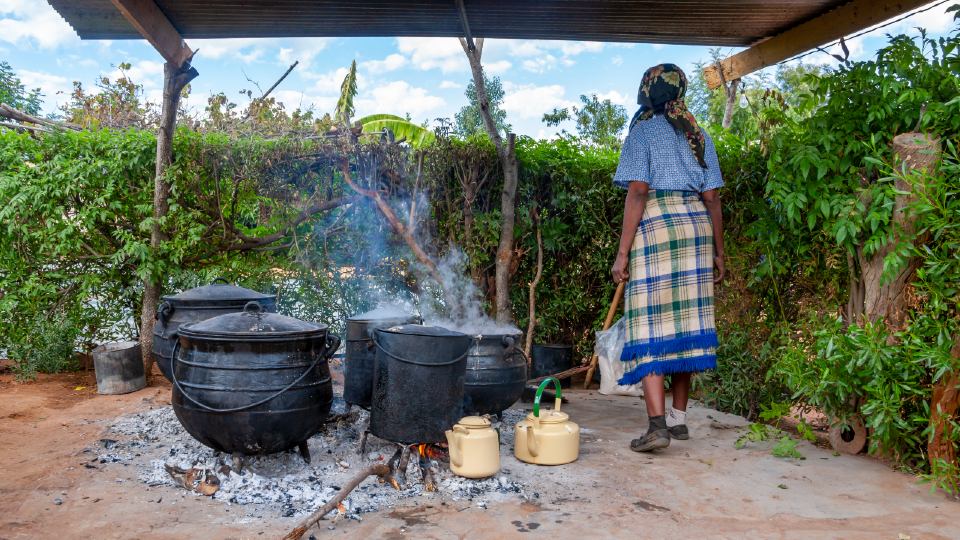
[333,390,959,540]
[1,373,957,539]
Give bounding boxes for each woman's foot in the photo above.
[631,415,670,452]
[666,407,689,440]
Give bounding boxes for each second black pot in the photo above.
[369,324,471,444]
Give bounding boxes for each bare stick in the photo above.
[529,364,590,384]
[0,103,80,131]
[261,60,299,101]
[583,281,625,388]
[524,208,543,358]
[284,464,390,540]
[0,120,50,133]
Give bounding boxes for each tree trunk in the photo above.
[460,37,519,324]
[139,60,198,382]
[721,78,739,130]
[853,133,940,327]
[928,339,960,492]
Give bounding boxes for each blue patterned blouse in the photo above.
[613,114,724,193]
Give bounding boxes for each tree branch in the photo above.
[283,464,391,540]
[339,160,444,286]
[524,208,544,357]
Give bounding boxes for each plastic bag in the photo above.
[596,317,644,397]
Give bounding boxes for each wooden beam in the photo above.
[109,0,193,67]
[703,0,931,89]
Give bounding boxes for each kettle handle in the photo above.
[532,377,563,418]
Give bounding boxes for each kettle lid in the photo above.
[457,416,492,428]
[527,410,570,424]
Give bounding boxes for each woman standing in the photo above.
[610,64,725,453]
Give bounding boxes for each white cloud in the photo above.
[885,3,956,35]
[360,53,407,73]
[651,43,666,51]
[594,90,632,109]
[396,37,467,73]
[522,55,558,74]
[485,60,512,74]
[192,38,263,61]
[355,80,445,122]
[0,0,78,49]
[109,60,164,89]
[275,37,334,71]
[17,69,72,110]
[611,55,624,66]
[311,67,360,93]
[272,89,337,115]
[501,83,573,121]
[485,39,604,72]
[439,80,463,90]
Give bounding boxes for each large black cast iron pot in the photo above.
[171,302,338,456]
[344,312,420,409]
[370,324,471,444]
[153,279,276,382]
[463,333,527,417]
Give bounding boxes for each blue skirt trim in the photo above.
[619,331,718,360]
[617,354,717,385]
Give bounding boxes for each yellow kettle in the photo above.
[445,416,500,478]
[514,378,579,465]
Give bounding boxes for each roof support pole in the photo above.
[110,0,198,381]
[703,0,932,89]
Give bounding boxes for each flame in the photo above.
[415,443,445,460]
[336,502,347,514]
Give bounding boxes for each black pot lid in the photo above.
[179,302,326,340]
[377,324,467,338]
[163,279,275,305]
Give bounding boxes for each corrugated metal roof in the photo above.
[46,0,851,46]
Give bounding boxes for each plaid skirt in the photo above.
[618,190,718,384]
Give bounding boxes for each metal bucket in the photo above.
[93,341,146,395]
[344,313,420,409]
[369,324,471,444]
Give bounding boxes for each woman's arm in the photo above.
[611,181,650,283]
[701,188,725,283]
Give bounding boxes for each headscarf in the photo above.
[629,63,707,168]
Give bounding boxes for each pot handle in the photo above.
[156,301,173,322]
[170,339,325,414]
[532,377,563,418]
[211,277,230,285]
[322,333,341,359]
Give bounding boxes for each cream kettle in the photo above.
[445,416,500,478]
[514,378,579,465]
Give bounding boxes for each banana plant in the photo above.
[359,113,435,149]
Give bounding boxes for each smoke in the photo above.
[417,249,521,336]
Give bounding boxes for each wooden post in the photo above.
[138,60,198,380]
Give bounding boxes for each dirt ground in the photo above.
[1,369,957,540]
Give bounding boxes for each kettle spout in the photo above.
[526,424,539,457]
[445,430,463,468]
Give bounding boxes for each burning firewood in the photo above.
[283,464,391,540]
[164,464,220,496]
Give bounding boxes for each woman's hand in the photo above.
[713,254,725,284]
[611,253,630,283]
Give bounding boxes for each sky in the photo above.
[0,1,956,137]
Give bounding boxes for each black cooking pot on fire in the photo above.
[463,332,528,417]
[153,279,276,382]
[344,311,421,409]
[370,324,471,444]
[171,302,338,456]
